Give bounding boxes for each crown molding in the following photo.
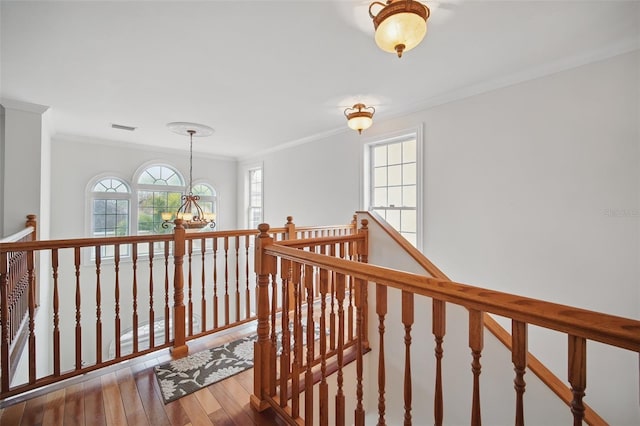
[53,133,236,162]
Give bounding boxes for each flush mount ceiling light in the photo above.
[162,122,216,230]
[344,103,375,134]
[369,0,430,58]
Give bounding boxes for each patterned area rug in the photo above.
[154,333,258,403]
[154,325,320,404]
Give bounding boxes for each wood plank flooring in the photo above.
[0,323,285,426]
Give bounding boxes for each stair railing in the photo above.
[252,219,640,425]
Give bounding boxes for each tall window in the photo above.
[248,167,263,229]
[90,177,131,256]
[367,133,421,247]
[137,165,184,235]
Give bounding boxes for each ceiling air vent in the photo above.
[111,123,137,131]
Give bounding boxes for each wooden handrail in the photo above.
[264,244,640,353]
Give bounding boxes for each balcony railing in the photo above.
[0,214,356,400]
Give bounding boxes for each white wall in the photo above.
[50,136,238,239]
[245,51,640,424]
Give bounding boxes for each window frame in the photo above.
[247,165,263,230]
[363,126,424,250]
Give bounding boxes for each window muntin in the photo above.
[369,137,419,247]
[248,167,263,229]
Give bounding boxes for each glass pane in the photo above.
[402,232,417,247]
[386,209,400,229]
[117,200,128,214]
[388,142,402,165]
[374,188,387,206]
[403,163,416,185]
[192,184,213,196]
[105,215,117,229]
[388,165,401,186]
[94,199,106,214]
[403,139,416,163]
[373,209,386,220]
[401,209,417,232]
[106,199,117,214]
[388,187,402,207]
[94,215,106,232]
[373,167,387,187]
[373,145,387,167]
[403,185,416,207]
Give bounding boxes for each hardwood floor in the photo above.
[0,323,285,426]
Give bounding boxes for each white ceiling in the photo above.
[1,0,638,158]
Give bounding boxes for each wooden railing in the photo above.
[0,215,38,384]
[252,219,640,425]
[0,215,356,400]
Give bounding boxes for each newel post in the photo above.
[171,219,188,358]
[357,219,369,348]
[285,216,296,241]
[251,223,275,411]
[25,214,37,239]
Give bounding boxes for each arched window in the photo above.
[90,177,131,257]
[91,177,131,237]
[136,165,185,235]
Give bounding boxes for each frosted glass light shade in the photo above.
[370,0,430,58]
[344,103,376,134]
[348,116,373,133]
[375,12,427,56]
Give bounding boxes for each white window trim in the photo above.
[244,162,264,229]
[361,125,424,250]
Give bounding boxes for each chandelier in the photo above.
[369,0,430,58]
[344,103,375,134]
[162,122,216,230]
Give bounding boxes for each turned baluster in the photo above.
[469,309,484,425]
[568,335,587,426]
[200,237,206,332]
[74,247,82,370]
[305,263,314,425]
[376,284,387,426]
[245,235,251,320]
[433,299,446,426]
[354,278,366,426]
[164,241,170,344]
[114,245,121,358]
[132,244,138,353]
[235,235,241,322]
[149,243,155,347]
[52,249,60,375]
[319,268,329,426]
[224,236,230,325]
[512,320,527,426]
[187,239,193,336]
[213,237,219,329]
[335,272,346,426]
[402,291,414,426]
[94,246,102,365]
